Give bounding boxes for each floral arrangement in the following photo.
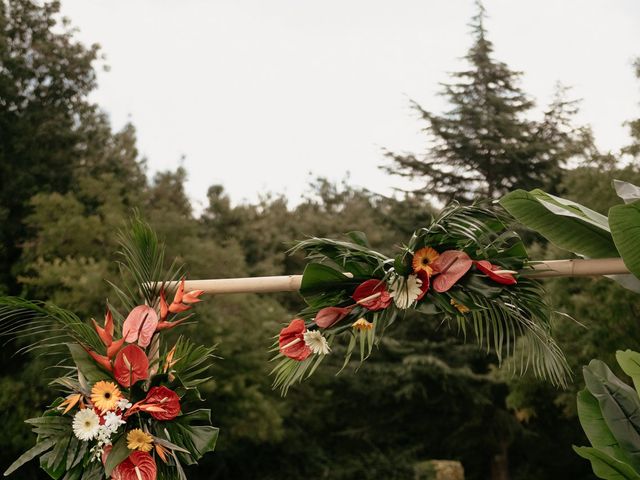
[1,219,218,480]
[271,204,570,393]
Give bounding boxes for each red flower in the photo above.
[112,451,157,480]
[416,270,430,301]
[278,319,311,361]
[315,306,352,329]
[113,344,149,388]
[85,348,113,372]
[431,250,473,293]
[351,279,392,311]
[92,307,114,347]
[122,305,158,348]
[128,386,181,421]
[474,260,517,285]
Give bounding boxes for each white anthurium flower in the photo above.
[303,330,331,355]
[389,274,423,309]
[72,408,100,441]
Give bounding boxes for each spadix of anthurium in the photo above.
[430,250,473,293]
[122,305,158,348]
[474,260,517,285]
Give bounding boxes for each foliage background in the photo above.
[1,1,639,479]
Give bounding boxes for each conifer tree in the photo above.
[384,2,589,202]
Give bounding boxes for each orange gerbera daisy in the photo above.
[412,247,440,275]
[90,381,122,412]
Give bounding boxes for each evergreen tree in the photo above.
[384,2,589,202]
[622,58,640,158]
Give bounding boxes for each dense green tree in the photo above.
[383,3,590,202]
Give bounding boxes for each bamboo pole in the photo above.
[172,258,630,295]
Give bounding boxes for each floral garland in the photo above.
[1,220,217,480]
[271,204,570,393]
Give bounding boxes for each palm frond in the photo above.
[0,297,103,354]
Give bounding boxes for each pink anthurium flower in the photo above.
[474,260,517,285]
[122,305,158,348]
[431,250,473,293]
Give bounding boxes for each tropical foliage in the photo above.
[271,203,570,393]
[1,219,218,480]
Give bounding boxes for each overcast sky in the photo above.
[60,0,640,211]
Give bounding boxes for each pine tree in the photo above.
[384,2,589,202]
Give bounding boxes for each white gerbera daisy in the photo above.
[72,408,100,441]
[303,330,331,355]
[389,274,423,309]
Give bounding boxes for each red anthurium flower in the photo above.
[474,260,517,285]
[416,270,430,301]
[431,250,473,293]
[279,319,311,361]
[113,344,149,388]
[315,306,353,329]
[112,451,157,480]
[351,279,392,311]
[122,305,158,348]
[133,386,181,421]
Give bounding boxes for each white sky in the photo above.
[59,0,640,211]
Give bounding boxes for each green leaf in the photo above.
[609,201,640,281]
[300,263,352,295]
[67,343,110,384]
[578,389,634,466]
[617,350,640,397]
[573,446,640,479]
[500,189,619,258]
[104,434,129,476]
[614,180,640,204]
[162,409,218,464]
[4,438,56,476]
[583,360,640,469]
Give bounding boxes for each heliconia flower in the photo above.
[155,318,187,332]
[85,348,113,372]
[278,318,312,361]
[431,250,473,293]
[182,289,204,304]
[113,344,149,388]
[352,279,392,311]
[59,393,83,415]
[107,337,126,359]
[172,278,185,304]
[159,289,169,321]
[91,307,114,347]
[111,451,157,480]
[155,443,169,464]
[352,318,373,331]
[314,306,352,329]
[138,386,181,421]
[474,260,518,285]
[412,247,440,275]
[122,305,158,348]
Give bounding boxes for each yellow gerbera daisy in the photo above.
[412,247,440,275]
[127,428,154,452]
[450,298,470,314]
[90,381,122,412]
[352,318,373,331]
